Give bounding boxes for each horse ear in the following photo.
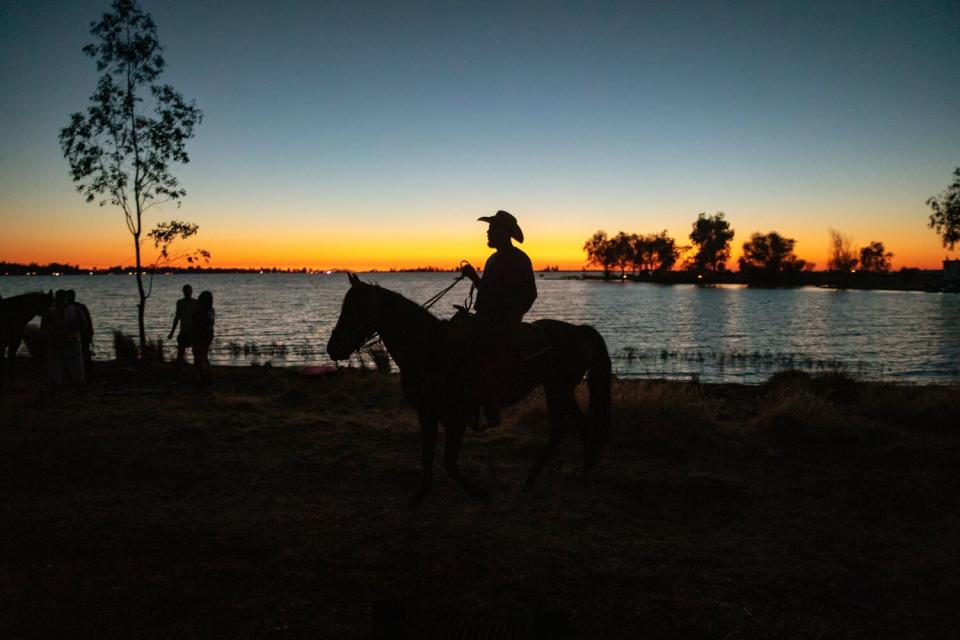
[347,272,361,287]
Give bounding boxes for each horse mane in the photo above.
[368,283,441,326]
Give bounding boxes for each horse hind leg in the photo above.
[556,383,603,471]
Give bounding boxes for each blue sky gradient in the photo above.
[1,0,958,268]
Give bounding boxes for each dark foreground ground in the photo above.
[1,363,958,639]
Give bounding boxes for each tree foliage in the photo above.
[738,232,810,284]
[688,212,734,273]
[583,229,685,278]
[148,220,209,265]
[632,230,683,273]
[59,0,203,351]
[583,231,617,278]
[609,232,634,277]
[827,229,858,272]
[858,241,893,273]
[927,167,960,250]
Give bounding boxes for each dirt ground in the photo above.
[1,362,958,638]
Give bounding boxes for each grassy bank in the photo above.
[1,363,958,638]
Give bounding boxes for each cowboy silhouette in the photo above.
[459,210,538,429]
[460,210,537,325]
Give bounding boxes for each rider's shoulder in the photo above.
[501,245,532,263]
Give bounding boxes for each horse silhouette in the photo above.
[327,273,611,506]
[1,290,53,385]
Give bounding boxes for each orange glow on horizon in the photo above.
[2,218,954,272]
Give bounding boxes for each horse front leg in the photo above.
[409,409,438,509]
[444,418,491,503]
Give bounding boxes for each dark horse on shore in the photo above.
[327,274,611,506]
[0,291,53,385]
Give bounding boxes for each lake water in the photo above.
[3,273,959,384]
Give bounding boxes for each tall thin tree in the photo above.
[60,0,202,352]
[827,229,858,272]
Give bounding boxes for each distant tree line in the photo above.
[583,212,897,287]
[1,262,86,276]
[0,261,329,276]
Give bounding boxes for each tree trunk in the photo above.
[134,231,147,355]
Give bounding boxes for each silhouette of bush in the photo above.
[762,369,812,394]
[762,368,859,404]
[113,330,163,362]
[808,370,860,405]
[603,380,723,463]
[113,330,138,362]
[754,389,852,445]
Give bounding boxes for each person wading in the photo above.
[460,210,538,428]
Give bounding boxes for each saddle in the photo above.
[443,311,551,405]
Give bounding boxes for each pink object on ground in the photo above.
[300,365,338,376]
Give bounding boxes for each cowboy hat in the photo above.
[477,210,524,243]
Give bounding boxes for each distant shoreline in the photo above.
[574,269,955,293]
[2,263,954,293]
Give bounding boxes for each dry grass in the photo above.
[1,363,958,638]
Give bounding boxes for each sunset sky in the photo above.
[1,0,958,270]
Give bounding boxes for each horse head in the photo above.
[326,273,379,360]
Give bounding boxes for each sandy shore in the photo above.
[2,362,958,638]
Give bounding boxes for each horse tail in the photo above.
[585,325,612,454]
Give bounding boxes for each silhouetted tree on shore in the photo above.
[827,229,858,272]
[610,232,633,278]
[583,231,617,279]
[859,241,893,272]
[738,231,810,285]
[584,229,686,279]
[927,167,960,250]
[687,212,734,274]
[60,0,202,354]
[632,230,684,273]
[827,229,858,290]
